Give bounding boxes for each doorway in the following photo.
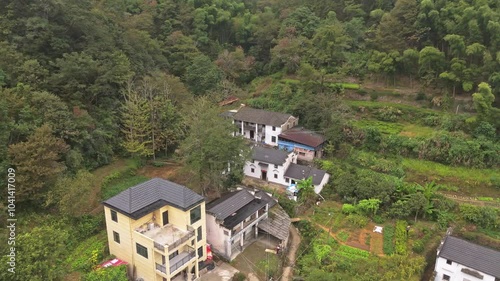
[261,170,267,181]
[250,130,254,139]
[162,210,169,226]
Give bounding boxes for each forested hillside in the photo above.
[0,0,499,280]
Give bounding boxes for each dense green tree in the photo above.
[8,124,68,204]
[178,96,250,195]
[279,6,320,38]
[0,225,70,281]
[185,55,223,95]
[120,83,153,158]
[472,82,497,124]
[46,170,97,217]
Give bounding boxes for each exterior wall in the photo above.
[264,125,282,146]
[105,206,134,276]
[278,138,324,162]
[233,115,298,147]
[132,231,156,281]
[314,173,330,194]
[104,202,206,281]
[243,159,290,186]
[205,214,229,258]
[280,117,299,133]
[434,256,496,281]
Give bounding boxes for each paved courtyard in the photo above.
[200,262,239,281]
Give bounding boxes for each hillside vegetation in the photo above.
[0,0,499,280]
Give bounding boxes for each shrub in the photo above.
[422,115,440,127]
[383,225,395,255]
[437,211,455,229]
[338,231,349,242]
[370,92,378,101]
[376,106,402,122]
[342,204,357,214]
[373,215,385,224]
[460,204,498,229]
[412,240,424,254]
[152,161,165,167]
[232,272,247,281]
[415,92,426,101]
[346,214,369,228]
[83,265,128,281]
[395,220,408,255]
[491,175,500,189]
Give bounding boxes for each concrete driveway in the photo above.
[201,262,239,281]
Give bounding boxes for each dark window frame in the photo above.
[113,231,120,244]
[271,136,276,142]
[136,243,148,259]
[190,205,201,224]
[111,210,117,222]
[197,226,202,242]
[197,246,203,258]
[446,259,452,265]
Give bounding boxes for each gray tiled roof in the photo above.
[284,163,326,185]
[258,205,291,241]
[233,107,294,127]
[252,146,289,165]
[103,178,204,219]
[439,236,500,278]
[206,190,254,221]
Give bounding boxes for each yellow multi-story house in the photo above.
[103,178,206,281]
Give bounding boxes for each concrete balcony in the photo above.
[155,249,196,276]
[135,224,195,253]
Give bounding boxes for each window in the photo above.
[251,168,255,173]
[272,126,276,131]
[442,274,450,281]
[110,210,117,222]
[169,250,178,260]
[113,231,120,244]
[271,136,276,142]
[274,174,278,179]
[190,206,201,224]
[191,239,194,246]
[197,226,202,242]
[136,243,148,259]
[299,152,306,156]
[285,178,289,183]
[446,259,452,265]
[223,230,229,236]
[197,246,203,258]
[274,164,278,168]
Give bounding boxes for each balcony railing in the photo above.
[169,250,196,274]
[156,263,167,274]
[169,229,195,252]
[150,225,195,253]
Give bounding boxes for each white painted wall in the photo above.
[434,256,496,281]
[243,151,296,186]
[205,214,230,258]
[264,125,281,146]
[314,173,330,194]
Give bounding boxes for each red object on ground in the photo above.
[206,244,213,260]
[100,258,128,268]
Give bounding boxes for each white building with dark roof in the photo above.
[434,235,500,281]
[243,146,330,195]
[231,106,298,146]
[205,188,275,261]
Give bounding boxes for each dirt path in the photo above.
[281,225,301,281]
[439,192,500,207]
